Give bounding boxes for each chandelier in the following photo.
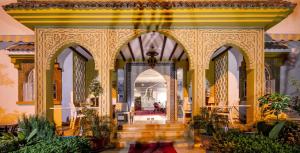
[146,45,159,68]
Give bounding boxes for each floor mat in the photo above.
[128,142,177,153]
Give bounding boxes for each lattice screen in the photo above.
[214,52,228,106]
[73,53,86,105]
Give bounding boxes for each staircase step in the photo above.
[121,123,186,130]
[118,130,186,139]
[116,123,188,148]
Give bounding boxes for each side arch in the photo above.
[45,40,97,70]
[204,42,254,70]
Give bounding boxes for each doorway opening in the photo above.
[133,69,167,123]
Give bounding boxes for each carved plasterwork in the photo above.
[35,27,264,123]
[201,29,265,120]
[36,28,143,116]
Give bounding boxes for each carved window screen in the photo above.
[73,52,86,105]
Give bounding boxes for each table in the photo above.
[49,106,100,130]
[200,105,251,123]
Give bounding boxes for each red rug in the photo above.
[128,142,177,153]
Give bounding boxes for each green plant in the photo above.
[279,121,300,145]
[258,93,290,121]
[268,121,285,139]
[89,78,103,98]
[257,121,276,136]
[91,116,112,139]
[0,133,24,153]
[18,115,56,143]
[190,108,229,136]
[14,136,91,153]
[211,130,300,153]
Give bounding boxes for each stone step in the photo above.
[117,130,186,139]
[121,123,186,131]
[116,123,188,148]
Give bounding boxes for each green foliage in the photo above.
[75,108,112,141]
[279,121,300,145]
[257,121,275,136]
[258,93,290,120]
[0,139,19,153]
[190,108,229,135]
[89,78,103,98]
[269,121,285,139]
[211,131,300,153]
[0,133,22,153]
[91,116,112,139]
[18,115,56,143]
[14,137,91,153]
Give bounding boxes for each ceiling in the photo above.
[117,32,188,62]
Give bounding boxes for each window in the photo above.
[23,69,34,101]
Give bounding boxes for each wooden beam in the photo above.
[69,46,88,61]
[160,36,167,61]
[169,43,178,60]
[178,50,185,61]
[119,51,126,61]
[127,42,135,61]
[78,45,93,57]
[138,36,145,61]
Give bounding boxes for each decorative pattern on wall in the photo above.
[35,28,264,122]
[73,53,86,105]
[214,52,228,106]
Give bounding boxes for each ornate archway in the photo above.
[35,28,264,124]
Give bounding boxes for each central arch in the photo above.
[110,30,195,71]
[112,31,193,123]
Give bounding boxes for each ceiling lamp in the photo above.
[146,45,159,68]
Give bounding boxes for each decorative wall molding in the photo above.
[35,28,264,122]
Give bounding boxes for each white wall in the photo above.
[227,49,243,118]
[58,50,73,122]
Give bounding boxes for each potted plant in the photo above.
[89,78,103,107]
[258,93,290,121]
[78,107,112,151]
[91,116,112,148]
[189,108,215,149]
[257,93,290,136]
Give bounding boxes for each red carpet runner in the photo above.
[128,142,177,153]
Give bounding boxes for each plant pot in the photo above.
[257,121,276,136]
[199,134,213,150]
[88,137,104,151]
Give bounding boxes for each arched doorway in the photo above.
[49,44,97,127]
[133,69,167,123]
[112,31,192,124]
[205,45,249,124]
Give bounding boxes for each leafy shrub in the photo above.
[0,139,19,153]
[258,93,290,121]
[14,136,91,153]
[18,115,56,143]
[279,121,300,145]
[211,131,300,153]
[0,132,26,152]
[190,108,229,136]
[257,121,275,136]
